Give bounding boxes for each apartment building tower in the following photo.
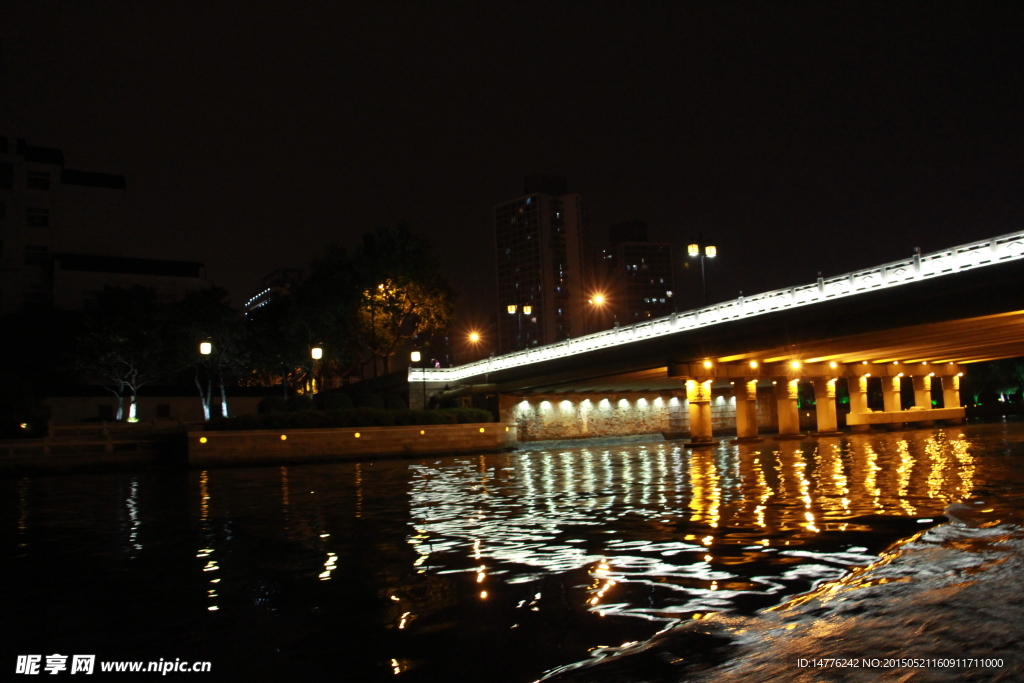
[605,221,675,324]
[494,176,588,354]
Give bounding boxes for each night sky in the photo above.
[2,2,1022,329]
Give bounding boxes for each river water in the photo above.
[3,422,1023,681]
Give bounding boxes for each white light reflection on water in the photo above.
[407,432,978,624]
[125,477,142,554]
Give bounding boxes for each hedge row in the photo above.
[257,393,407,413]
[207,407,494,431]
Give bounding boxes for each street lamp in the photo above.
[587,292,608,333]
[199,340,212,355]
[687,232,717,306]
[310,345,323,394]
[507,303,531,350]
[411,350,426,409]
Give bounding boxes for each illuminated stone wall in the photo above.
[500,389,779,441]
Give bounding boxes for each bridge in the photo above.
[410,230,1024,443]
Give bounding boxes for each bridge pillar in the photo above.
[882,376,902,413]
[913,375,933,408]
[849,375,870,415]
[734,379,760,441]
[942,375,961,409]
[686,379,714,443]
[813,378,839,434]
[775,379,801,436]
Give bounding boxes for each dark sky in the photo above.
[2,1,1022,327]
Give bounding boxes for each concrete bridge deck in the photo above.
[412,230,1024,441]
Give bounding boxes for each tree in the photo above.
[351,225,456,375]
[73,286,175,420]
[175,287,249,420]
[243,296,313,398]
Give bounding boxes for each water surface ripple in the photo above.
[4,423,1023,681]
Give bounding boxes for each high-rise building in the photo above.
[0,136,207,314]
[494,176,588,354]
[603,221,675,325]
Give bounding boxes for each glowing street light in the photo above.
[687,232,717,306]
[311,345,324,394]
[199,341,212,355]
[468,332,480,344]
[507,302,531,350]
[411,350,426,408]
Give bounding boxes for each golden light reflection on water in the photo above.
[198,470,218,611]
[405,429,979,624]
[355,463,363,518]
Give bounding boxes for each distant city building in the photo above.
[603,221,675,324]
[0,136,207,314]
[244,268,305,315]
[494,176,588,354]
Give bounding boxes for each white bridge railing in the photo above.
[410,230,1024,383]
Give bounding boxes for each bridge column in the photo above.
[883,376,902,413]
[847,375,870,432]
[734,379,760,441]
[686,379,714,443]
[913,375,933,408]
[942,375,961,409]
[775,379,801,436]
[849,376,869,414]
[813,378,839,434]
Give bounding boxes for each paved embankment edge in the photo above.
[187,422,517,466]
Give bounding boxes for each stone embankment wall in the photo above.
[188,422,516,466]
[501,389,779,441]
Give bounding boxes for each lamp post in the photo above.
[687,232,717,306]
[411,350,426,409]
[311,345,323,395]
[507,303,532,350]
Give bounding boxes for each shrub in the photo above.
[351,407,393,427]
[457,408,494,423]
[321,392,354,411]
[288,395,317,412]
[290,410,331,428]
[435,409,459,424]
[417,410,444,425]
[206,406,495,431]
[257,396,289,414]
[383,393,407,410]
[355,393,386,410]
[392,409,419,426]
